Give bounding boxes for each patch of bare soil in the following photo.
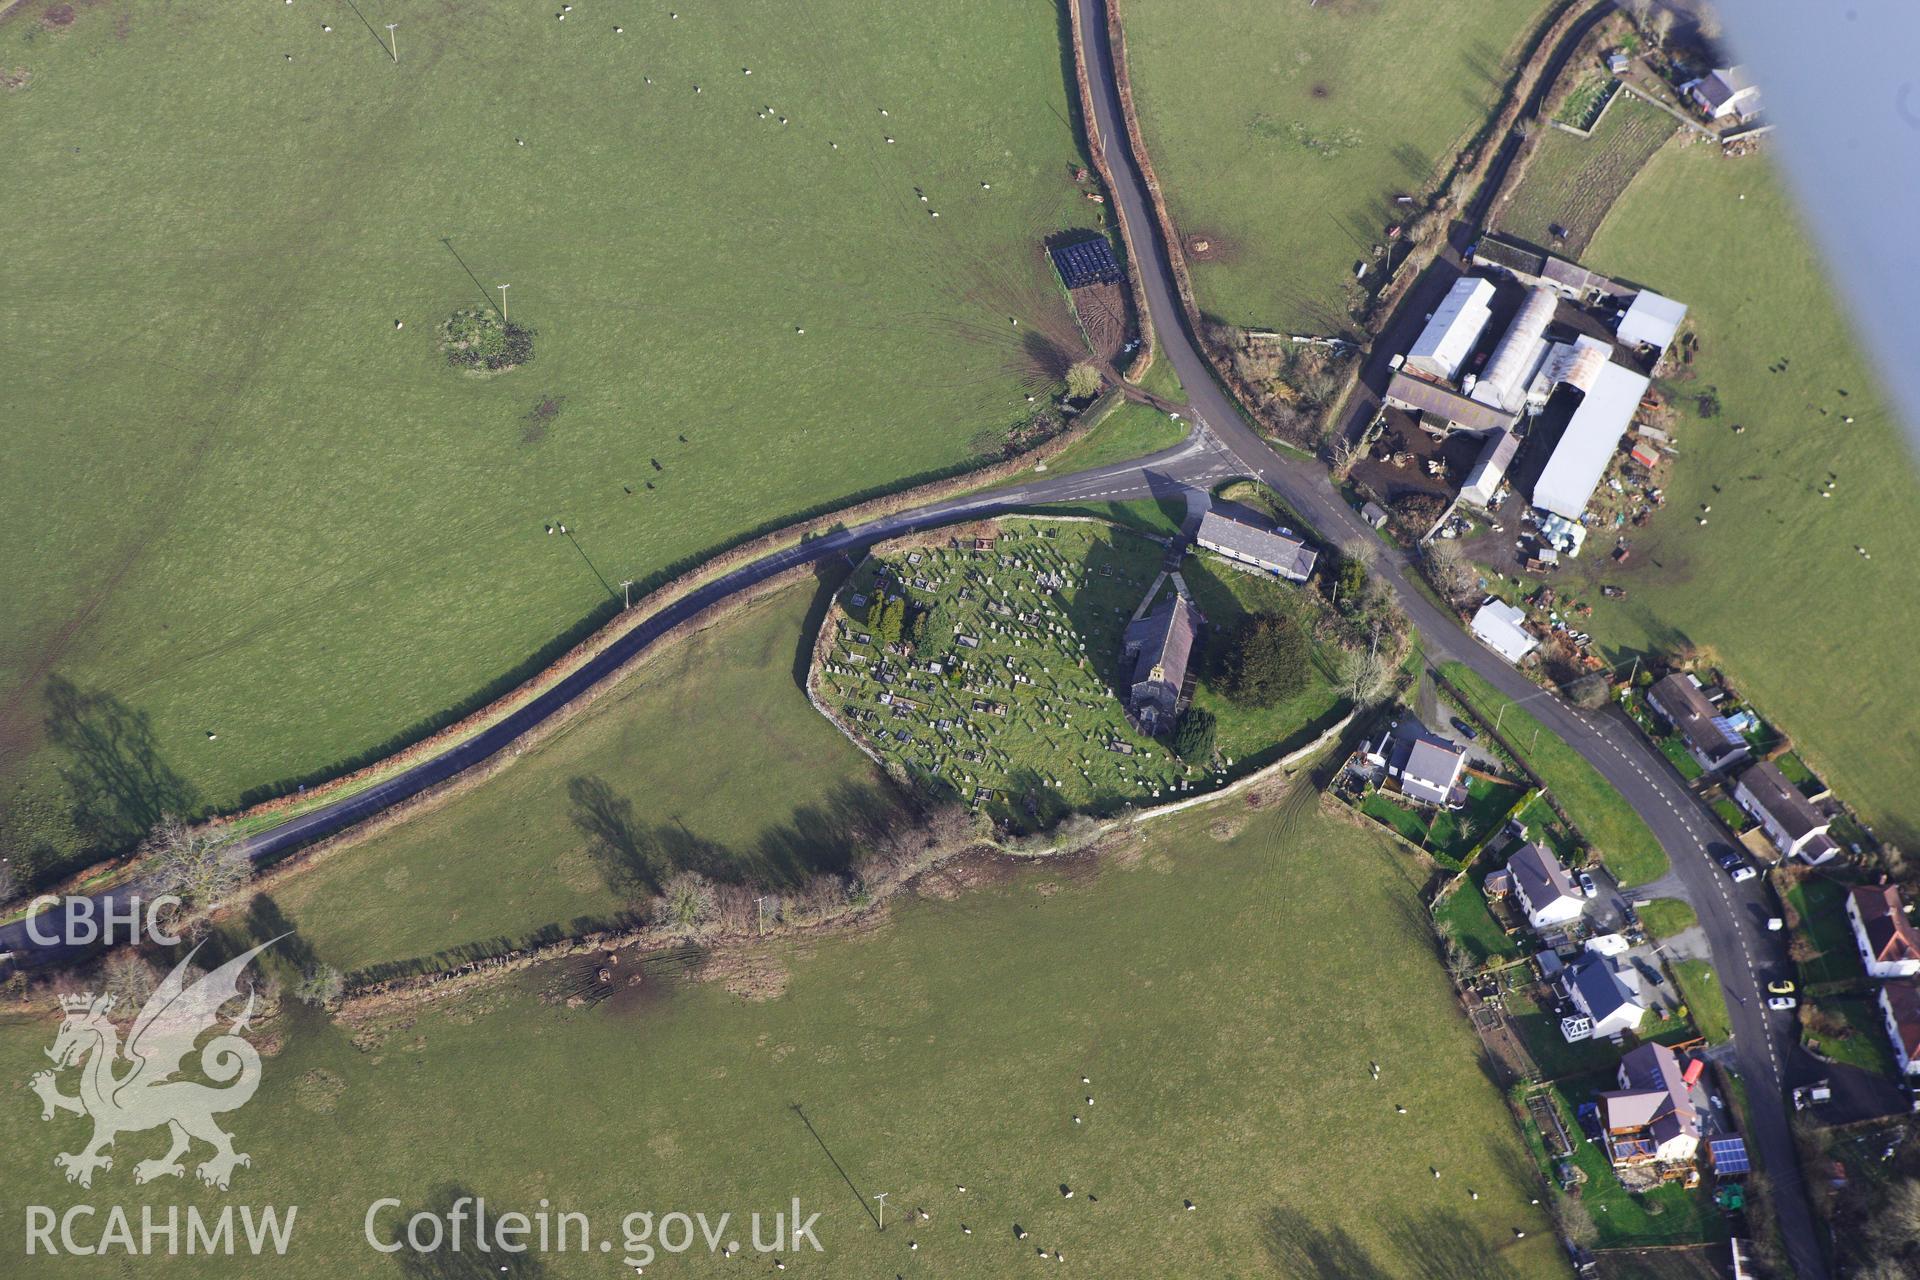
[1,67,30,91]
[1070,281,1128,363]
[40,2,74,28]
[1183,231,1230,264]
[695,945,793,1003]
[912,851,1022,900]
[1208,814,1249,842]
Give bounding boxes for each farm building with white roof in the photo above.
[1616,290,1688,353]
[1404,276,1494,382]
[1470,598,1539,665]
[1533,360,1649,521]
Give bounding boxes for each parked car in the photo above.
[1620,903,1641,928]
[1767,995,1798,1012]
[1768,979,1796,996]
[1730,862,1757,884]
[1577,871,1598,899]
[1714,848,1743,871]
[1451,717,1479,741]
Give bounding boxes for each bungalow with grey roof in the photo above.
[1646,673,1750,774]
[1731,761,1839,864]
[1195,510,1318,582]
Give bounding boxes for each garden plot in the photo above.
[1497,93,1675,257]
[816,520,1204,829]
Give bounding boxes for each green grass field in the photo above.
[1435,878,1522,965]
[1122,0,1548,332]
[1783,874,1865,989]
[1497,93,1675,257]
[1441,663,1668,885]
[1015,399,1189,481]
[269,577,882,975]
[1803,996,1899,1078]
[1570,143,1920,848]
[0,803,1564,1277]
[0,0,1106,879]
[1671,959,1731,1044]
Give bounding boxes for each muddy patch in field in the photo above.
[1308,82,1333,100]
[694,943,795,1002]
[1183,232,1220,263]
[294,1068,347,1114]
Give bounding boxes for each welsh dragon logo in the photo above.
[30,938,280,1190]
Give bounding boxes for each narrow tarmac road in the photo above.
[1070,0,1824,1271]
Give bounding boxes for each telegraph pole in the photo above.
[497,283,510,322]
[873,1193,888,1231]
[386,23,398,62]
[620,579,635,609]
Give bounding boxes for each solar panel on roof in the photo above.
[1050,237,1123,289]
[1710,1136,1750,1174]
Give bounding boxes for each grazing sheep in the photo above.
[1395,1105,1407,1115]
[961,1225,971,1235]
[1183,1200,1196,1212]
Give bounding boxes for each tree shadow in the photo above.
[43,676,197,853]
[791,554,855,694]
[1260,1206,1382,1279]
[569,774,908,897]
[389,1183,550,1279]
[1384,1210,1525,1280]
[245,894,317,973]
[567,775,667,899]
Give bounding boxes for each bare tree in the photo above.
[141,815,250,930]
[1621,0,1654,27]
[1568,674,1612,710]
[654,870,720,930]
[1422,539,1478,606]
[1443,937,1474,983]
[293,964,345,1008]
[1341,630,1394,707]
[1865,1177,1920,1258]
[1327,434,1364,480]
[1551,1193,1598,1247]
[100,949,159,1018]
[1646,8,1675,47]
